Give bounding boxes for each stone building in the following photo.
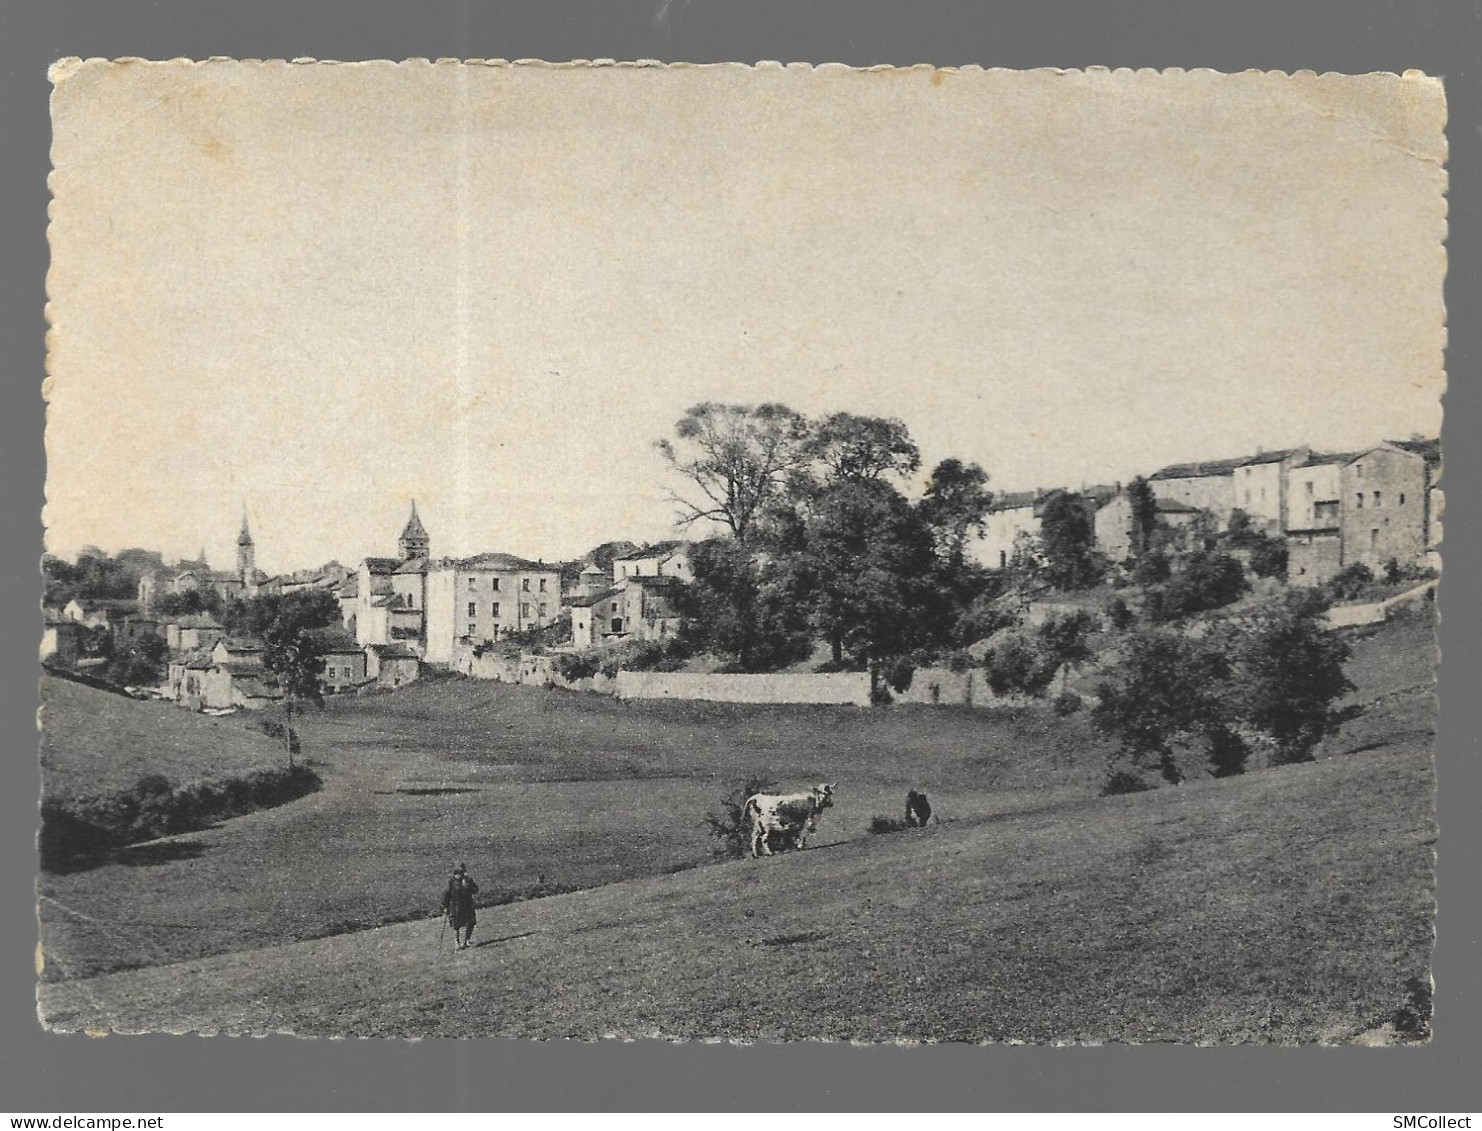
[422,553,563,664]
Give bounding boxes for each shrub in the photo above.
[1132,550,1172,587]
[1247,534,1289,580]
[1328,562,1375,601]
[40,764,322,871]
[1101,769,1155,796]
[1148,551,1248,622]
[870,683,895,706]
[983,633,1057,698]
[554,652,599,682]
[1052,691,1082,716]
[884,655,916,694]
[703,776,776,859]
[1104,594,1135,630]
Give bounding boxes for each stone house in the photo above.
[422,553,563,664]
[1285,445,1428,585]
[1094,492,1203,563]
[163,613,225,654]
[1231,448,1310,532]
[612,541,692,584]
[1146,458,1244,529]
[569,585,625,648]
[364,642,421,688]
[308,627,368,692]
[978,490,1045,571]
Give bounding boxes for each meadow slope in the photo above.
[39,740,1435,1043]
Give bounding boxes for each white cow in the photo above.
[744,783,836,858]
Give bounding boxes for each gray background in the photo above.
[2,0,1476,1112]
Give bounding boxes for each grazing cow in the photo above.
[745,783,836,858]
[905,790,932,828]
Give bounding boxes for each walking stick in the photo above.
[438,909,447,951]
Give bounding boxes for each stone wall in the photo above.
[615,671,872,706]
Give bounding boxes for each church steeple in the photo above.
[398,500,430,561]
[236,507,256,581]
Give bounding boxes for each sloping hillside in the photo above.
[39,676,288,800]
[40,735,1434,1043]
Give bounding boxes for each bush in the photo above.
[870,683,895,706]
[554,652,600,682]
[1328,562,1375,601]
[983,633,1057,698]
[40,764,322,871]
[1247,534,1289,580]
[1104,594,1135,630]
[703,776,776,859]
[1101,769,1155,796]
[1052,691,1082,716]
[1148,551,1248,622]
[884,655,916,694]
[1132,550,1172,588]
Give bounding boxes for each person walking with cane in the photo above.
[440,863,479,951]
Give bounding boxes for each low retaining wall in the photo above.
[1326,580,1439,629]
[615,670,872,706]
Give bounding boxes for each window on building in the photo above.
[1400,493,1406,505]
[467,602,476,617]
[1306,480,1314,495]
[1356,494,1364,509]
[539,578,547,592]
[1356,463,1364,479]
[611,617,624,633]
[468,577,476,589]
[999,550,1007,569]
[1374,491,1382,508]
[521,603,531,618]
[1370,529,1379,548]
[491,602,500,617]
[467,624,476,637]
[539,603,548,618]
[522,578,531,592]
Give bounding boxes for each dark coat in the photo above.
[441,875,479,927]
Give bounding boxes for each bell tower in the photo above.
[398,500,430,560]
[237,508,256,582]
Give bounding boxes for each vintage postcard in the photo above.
[38,60,1445,1042]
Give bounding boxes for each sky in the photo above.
[45,61,1447,574]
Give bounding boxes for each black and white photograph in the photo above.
[36,59,1445,1043]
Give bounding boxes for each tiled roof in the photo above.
[1294,450,1361,468]
[400,502,429,542]
[613,540,689,562]
[337,578,359,598]
[568,587,623,607]
[394,558,429,574]
[1237,448,1306,467]
[306,626,362,653]
[435,552,548,572]
[1154,499,1202,515]
[1148,457,1245,481]
[1384,438,1442,465]
[362,557,404,574]
[367,642,419,659]
[988,490,1043,513]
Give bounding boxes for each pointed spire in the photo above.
[400,499,428,541]
[237,505,254,546]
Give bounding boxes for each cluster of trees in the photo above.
[658,403,998,693]
[1094,589,1353,790]
[42,548,161,606]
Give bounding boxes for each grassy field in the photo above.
[39,739,1435,1042]
[37,604,1437,1035]
[39,677,289,801]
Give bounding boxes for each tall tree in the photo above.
[677,539,813,672]
[797,479,943,689]
[803,412,921,488]
[1126,476,1158,559]
[256,589,339,764]
[1037,490,1102,590]
[919,458,993,570]
[656,402,810,542]
[1230,590,1353,764]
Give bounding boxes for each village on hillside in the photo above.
[41,430,1441,717]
